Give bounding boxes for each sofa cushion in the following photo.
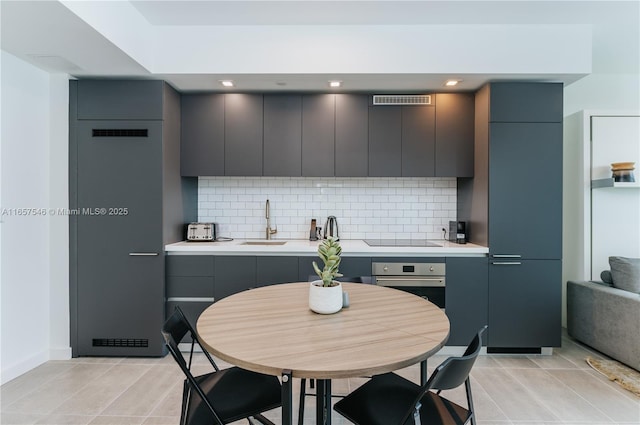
[609,256,640,294]
[600,270,614,285]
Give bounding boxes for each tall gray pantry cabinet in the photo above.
[69,80,196,356]
[460,82,563,351]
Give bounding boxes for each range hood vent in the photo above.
[373,95,432,105]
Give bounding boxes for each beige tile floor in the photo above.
[2,332,639,425]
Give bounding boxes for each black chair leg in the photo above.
[298,378,306,425]
[465,378,476,425]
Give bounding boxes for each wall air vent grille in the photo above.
[92,338,149,348]
[92,129,148,138]
[373,95,432,105]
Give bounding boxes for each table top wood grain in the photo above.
[197,282,450,379]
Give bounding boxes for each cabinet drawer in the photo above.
[166,276,215,298]
[166,255,215,277]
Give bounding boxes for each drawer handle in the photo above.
[491,262,522,265]
[492,254,521,258]
[129,252,159,256]
[167,297,215,302]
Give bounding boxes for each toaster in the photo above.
[187,222,216,241]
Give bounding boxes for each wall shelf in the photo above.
[591,178,640,189]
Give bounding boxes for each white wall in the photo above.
[0,51,70,384]
[562,73,640,326]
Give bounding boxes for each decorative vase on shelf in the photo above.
[309,237,344,314]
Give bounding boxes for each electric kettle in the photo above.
[323,216,339,241]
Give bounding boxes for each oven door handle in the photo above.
[375,277,445,287]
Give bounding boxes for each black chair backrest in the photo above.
[161,306,219,372]
[428,325,486,391]
[161,306,225,425]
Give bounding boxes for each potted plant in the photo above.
[309,237,344,314]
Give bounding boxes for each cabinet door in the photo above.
[488,260,561,348]
[302,94,335,176]
[489,83,563,123]
[402,106,435,177]
[299,256,372,281]
[369,106,402,176]
[214,256,257,300]
[225,94,263,176]
[76,120,164,356]
[445,257,488,346]
[335,94,368,177]
[77,80,164,120]
[489,122,562,258]
[181,94,224,176]
[257,256,300,286]
[264,95,302,176]
[435,93,474,177]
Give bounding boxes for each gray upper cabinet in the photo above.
[435,93,474,177]
[225,94,263,176]
[402,105,436,177]
[76,80,164,120]
[264,95,302,176]
[335,94,368,177]
[368,106,402,176]
[181,94,225,176]
[302,94,335,176]
[489,83,563,123]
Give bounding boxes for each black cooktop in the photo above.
[364,239,442,247]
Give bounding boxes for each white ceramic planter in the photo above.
[308,280,343,314]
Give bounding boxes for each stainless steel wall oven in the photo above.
[372,262,446,308]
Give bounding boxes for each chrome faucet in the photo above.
[265,199,277,240]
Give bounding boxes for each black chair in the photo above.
[161,306,282,425]
[298,276,371,425]
[334,326,487,425]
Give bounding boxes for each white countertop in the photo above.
[165,239,488,257]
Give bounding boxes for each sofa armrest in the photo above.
[567,280,640,371]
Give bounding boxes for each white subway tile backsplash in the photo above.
[198,177,457,240]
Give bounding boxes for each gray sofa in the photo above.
[567,257,640,371]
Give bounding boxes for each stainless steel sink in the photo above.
[241,241,287,246]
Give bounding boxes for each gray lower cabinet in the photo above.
[165,255,215,341]
[488,260,562,348]
[445,257,488,346]
[335,94,368,177]
[225,94,263,176]
[214,256,257,300]
[264,95,302,176]
[257,256,300,286]
[299,256,372,281]
[181,94,224,176]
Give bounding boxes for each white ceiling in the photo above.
[1,1,638,92]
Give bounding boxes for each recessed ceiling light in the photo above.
[445,79,461,87]
[329,80,342,88]
[220,80,234,87]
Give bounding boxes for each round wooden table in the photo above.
[197,282,450,425]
